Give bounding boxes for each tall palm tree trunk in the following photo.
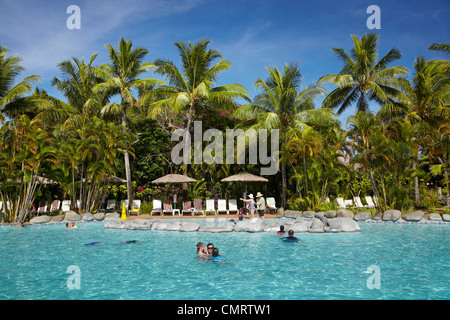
[121,100,133,210]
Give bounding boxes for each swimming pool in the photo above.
[0,219,448,300]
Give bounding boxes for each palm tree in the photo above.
[94,38,161,208]
[0,45,45,118]
[143,39,250,177]
[318,33,408,115]
[234,62,336,208]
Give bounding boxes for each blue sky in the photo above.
[0,0,448,125]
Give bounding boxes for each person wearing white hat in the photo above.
[240,193,256,218]
[256,192,266,219]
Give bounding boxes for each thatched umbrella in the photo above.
[152,174,198,209]
[152,174,197,184]
[221,173,269,183]
[221,173,269,207]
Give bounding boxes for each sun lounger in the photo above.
[217,199,229,214]
[61,200,71,212]
[37,201,47,215]
[228,199,238,214]
[364,196,376,208]
[151,200,163,216]
[193,199,205,216]
[48,200,60,214]
[336,197,347,209]
[205,199,217,215]
[353,196,367,209]
[182,201,193,215]
[266,197,277,213]
[106,199,116,212]
[163,199,180,216]
[129,200,141,215]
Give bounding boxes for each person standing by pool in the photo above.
[255,192,266,219]
[240,194,256,218]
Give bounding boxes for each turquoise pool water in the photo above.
[0,219,448,300]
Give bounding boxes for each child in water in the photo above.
[211,248,226,262]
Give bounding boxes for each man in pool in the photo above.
[284,230,299,241]
[206,243,214,256]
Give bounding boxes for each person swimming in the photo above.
[284,230,299,241]
[211,247,226,262]
[85,241,102,245]
[277,225,286,235]
[196,242,208,257]
[120,240,139,244]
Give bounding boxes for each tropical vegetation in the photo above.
[0,34,448,223]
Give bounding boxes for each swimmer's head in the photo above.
[288,230,294,236]
[212,247,219,257]
[280,225,285,231]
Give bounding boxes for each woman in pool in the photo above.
[277,225,286,235]
[240,194,256,218]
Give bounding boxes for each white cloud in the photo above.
[0,0,205,78]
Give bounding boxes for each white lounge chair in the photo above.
[120,200,129,213]
[354,197,367,209]
[345,199,353,208]
[61,200,71,212]
[129,200,141,215]
[106,199,116,212]
[336,197,347,209]
[364,196,376,208]
[205,199,217,215]
[217,199,228,214]
[228,199,238,214]
[151,199,163,216]
[266,197,277,212]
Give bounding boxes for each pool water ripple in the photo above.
[0,219,448,300]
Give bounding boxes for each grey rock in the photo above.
[426,213,443,221]
[64,210,80,221]
[382,209,401,221]
[324,210,337,218]
[81,212,94,221]
[442,214,450,222]
[308,218,324,233]
[234,218,266,232]
[30,215,51,224]
[302,211,316,218]
[93,212,105,221]
[402,210,425,221]
[105,212,120,220]
[327,217,361,232]
[286,221,309,232]
[179,222,201,232]
[50,215,65,223]
[104,220,125,229]
[336,208,354,219]
[354,211,372,221]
